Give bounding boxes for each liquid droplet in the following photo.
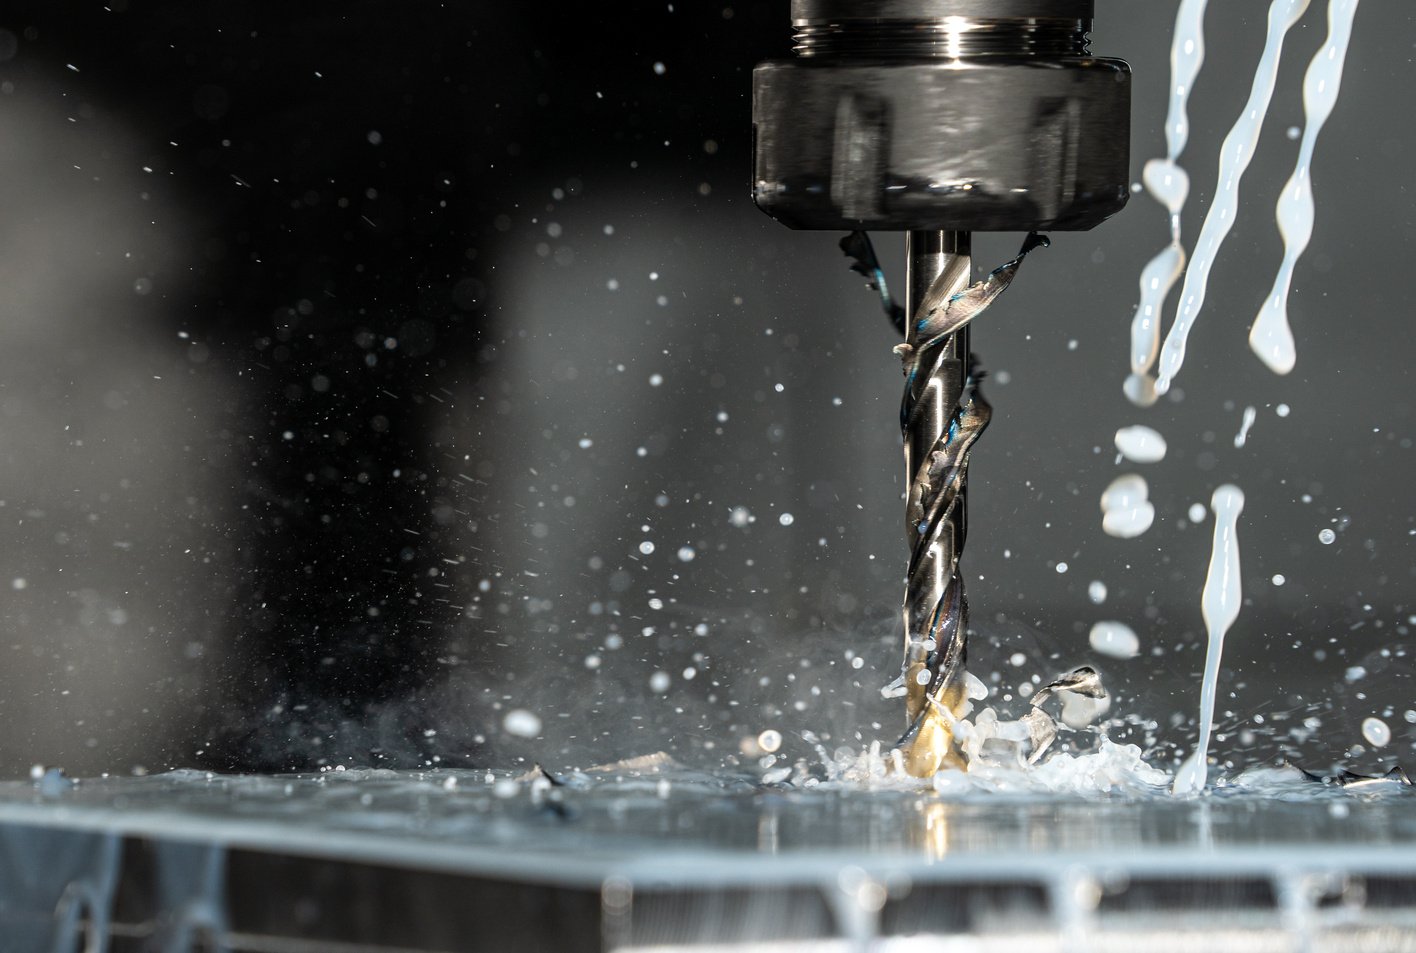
[502,709,542,738]
[1362,717,1391,748]
[1233,405,1257,448]
[1089,621,1140,659]
[1115,425,1168,463]
[1100,474,1155,539]
[1123,372,1160,408]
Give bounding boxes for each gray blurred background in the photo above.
[0,2,1410,779]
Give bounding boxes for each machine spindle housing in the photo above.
[752,0,1132,233]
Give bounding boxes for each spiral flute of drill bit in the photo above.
[891,233,1050,776]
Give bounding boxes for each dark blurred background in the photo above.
[0,2,1411,778]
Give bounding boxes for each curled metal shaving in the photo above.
[1024,665,1109,765]
[905,232,1050,356]
[839,231,907,335]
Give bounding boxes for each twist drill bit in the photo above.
[846,232,1049,776]
[895,230,977,776]
[755,0,1131,776]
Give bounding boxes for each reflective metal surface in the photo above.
[0,769,1414,950]
[753,0,1130,232]
[898,230,972,774]
[753,59,1132,232]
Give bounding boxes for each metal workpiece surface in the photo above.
[2,769,1416,951]
[6,769,1410,869]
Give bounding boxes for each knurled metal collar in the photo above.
[791,0,1093,21]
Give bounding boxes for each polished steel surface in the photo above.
[752,59,1131,232]
[791,0,1095,20]
[902,231,970,566]
[790,0,1095,60]
[899,231,972,769]
[754,0,1130,233]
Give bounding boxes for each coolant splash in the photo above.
[788,717,1171,799]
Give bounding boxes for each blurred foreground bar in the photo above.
[0,769,1414,951]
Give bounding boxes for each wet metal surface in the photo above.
[2,770,1415,950]
[2,768,1415,880]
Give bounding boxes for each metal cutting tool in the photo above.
[752,0,1132,775]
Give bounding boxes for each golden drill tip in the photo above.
[900,666,969,778]
[902,707,968,777]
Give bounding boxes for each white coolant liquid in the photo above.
[806,729,1171,797]
[1089,621,1140,659]
[1250,0,1361,374]
[1095,1,1361,797]
[1100,474,1155,539]
[1233,405,1258,448]
[1115,425,1168,463]
[1153,0,1311,396]
[1173,485,1246,795]
[1127,0,1207,406]
[1363,717,1392,748]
